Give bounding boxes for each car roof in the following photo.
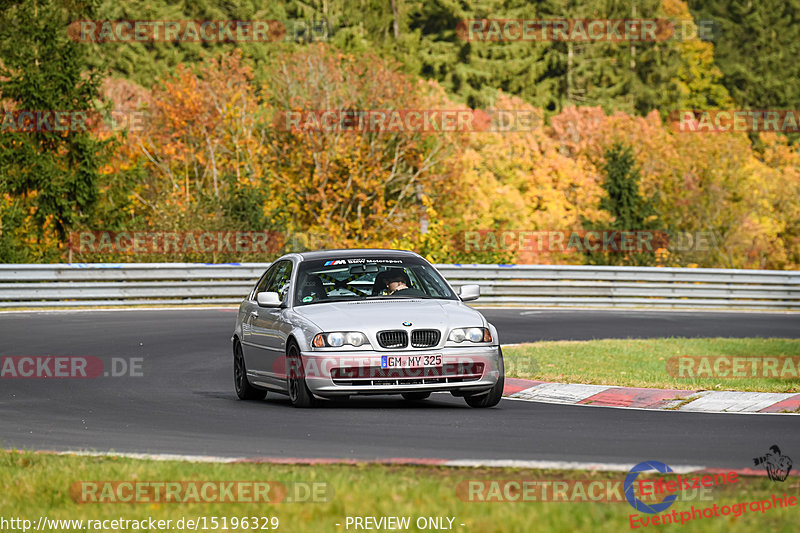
[291,249,422,261]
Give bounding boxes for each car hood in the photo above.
[294,299,484,332]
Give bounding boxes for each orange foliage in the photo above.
[95,46,800,269]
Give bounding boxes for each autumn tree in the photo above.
[258,45,458,249]
[85,52,280,263]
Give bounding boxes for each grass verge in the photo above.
[1,450,798,532]
[502,338,800,393]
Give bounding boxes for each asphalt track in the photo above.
[1,308,799,469]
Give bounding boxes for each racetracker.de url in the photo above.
[0,516,279,532]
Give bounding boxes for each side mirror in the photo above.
[256,291,282,307]
[458,284,480,302]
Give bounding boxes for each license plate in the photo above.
[381,354,442,368]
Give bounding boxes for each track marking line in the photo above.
[7,449,714,473]
[10,448,772,476]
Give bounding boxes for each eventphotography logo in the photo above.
[625,461,678,514]
[753,446,793,482]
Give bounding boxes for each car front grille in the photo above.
[377,330,408,349]
[410,329,441,348]
[330,363,484,387]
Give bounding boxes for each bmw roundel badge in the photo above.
[402,321,412,327]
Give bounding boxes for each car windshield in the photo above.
[293,255,457,306]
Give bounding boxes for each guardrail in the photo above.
[0,263,798,309]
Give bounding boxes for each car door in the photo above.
[241,263,279,378]
[248,260,294,386]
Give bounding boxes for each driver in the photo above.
[383,269,425,297]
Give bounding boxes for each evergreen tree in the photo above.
[582,143,661,266]
[688,0,800,112]
[63,0,735,117]
[0,0,110,261]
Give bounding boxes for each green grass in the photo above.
[503,338,800,393]
[1,450,798,532]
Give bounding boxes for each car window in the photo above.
[251,262,280,300]
[265,260,293,302]
[412,265,454,298]
[294,256,457,305]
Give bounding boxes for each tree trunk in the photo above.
[390,0,400,39]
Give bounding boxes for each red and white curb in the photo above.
[502,378,800,414]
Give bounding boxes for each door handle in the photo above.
[250,310,259,318]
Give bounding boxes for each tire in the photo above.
[286,342,318,408]
[234,340,267,400]
[464,349,504,408]
[401,392,431,401]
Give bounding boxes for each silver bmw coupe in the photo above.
[231,249,504,408]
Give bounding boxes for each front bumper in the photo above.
[299,345,502,397]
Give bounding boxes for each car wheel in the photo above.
[287,341,318,408]
[234,340,266,401]
[464,349,504,408]
[401,392,431,401]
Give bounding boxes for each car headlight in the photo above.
[345,332,367,346]
[312,331,369,348]
[327,332,345,347]
[448,327,492,343]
